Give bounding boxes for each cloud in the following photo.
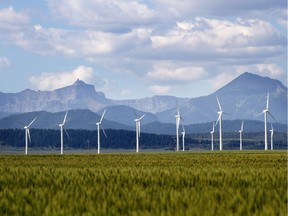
[0,56,11,69]
[149,85,171,94]
[154,0,286,17]
[47,0,156,30]
[29,65,94,90]
[0,6,29,30]
[146,62,207,83]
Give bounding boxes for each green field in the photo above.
[0,151,287,215]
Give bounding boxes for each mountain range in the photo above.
[0,72,287,131]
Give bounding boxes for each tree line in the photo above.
[0,129,286,150]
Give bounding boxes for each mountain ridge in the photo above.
[0,72,286,124]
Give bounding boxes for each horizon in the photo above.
[0,1,286,99]
[0,71,287,100]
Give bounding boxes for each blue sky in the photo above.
[0,0,287,99]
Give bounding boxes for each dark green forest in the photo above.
[0,129,287,151]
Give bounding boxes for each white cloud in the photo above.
[48,0,156,30]
[146,62,207,82]
[0,56,11,68]
[235,64,285,80]
[0,6,29,30]
[120,89,131,96]
[29,65,93,90]
[149,85,171,94]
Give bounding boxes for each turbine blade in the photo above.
[28,117,37,127]
[63,111,68,125]
[101,125,107,139]
[177,107,180,115]
[133,110,139,118]
[267,111,277,122]
[215,115,220,126]
[256,111,264,117]
[241,121,244,131]
[139,114,145,120]
[100,109,106,123]
[271,124,274,130]
[216,96,222,111]
[138,122,141,137]
[183,126,185,133]
[27,129,31,143]
[266,93,269,110]
[212,122,215,131]
[64,128,70,139]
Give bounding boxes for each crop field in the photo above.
[0,151,287,215]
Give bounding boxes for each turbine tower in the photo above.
[24,117,37,155]
[175,108,183,151]
[270,124,274,150]
[239,121,244,150]
[181,126,185,151]
[210,122,215,151]
[257,93,276,150]
[59,111,68,155]
[215,96,228,151]
[96,109,107,154]
[134,112,145,153]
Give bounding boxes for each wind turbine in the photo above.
[215,96,228,151]
[96,109,107,154]
[59,111,68,155]
[270,124,274,150]
[24,117,37,155]
[239,121,244,150]
[257,93,276,150]
[181,126,185,151]
[210,122,215,151]
[134,112,145,153]
[175,108,183,151]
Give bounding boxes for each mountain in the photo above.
[0,109,131,131]
[156,72,287,124]
[0,72,286,124]
[0,79,112,113]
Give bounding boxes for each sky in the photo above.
[0,0,287,99]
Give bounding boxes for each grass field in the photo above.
[0,151,287,215]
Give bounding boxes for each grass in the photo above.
[0,151,287,215]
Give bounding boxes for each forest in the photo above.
[0,129,287,151]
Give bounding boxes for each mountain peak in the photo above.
[214,72,286,95]
[73,79,87,86]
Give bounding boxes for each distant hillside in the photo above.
[0,110,286,135]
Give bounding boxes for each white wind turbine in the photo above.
[96,109,107,154]
[181,126,185,151]
[210,122,215,151]
[134,112,145,153]
[257,93,276,150]
[239,121,244,150]
[175,108,183,151]
[59,111,68,155]
[270,124,274,150]
[24,117,37,155]
[215,96,228,151]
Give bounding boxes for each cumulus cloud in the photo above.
[149,85,171,94]
[29,65,94,90]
